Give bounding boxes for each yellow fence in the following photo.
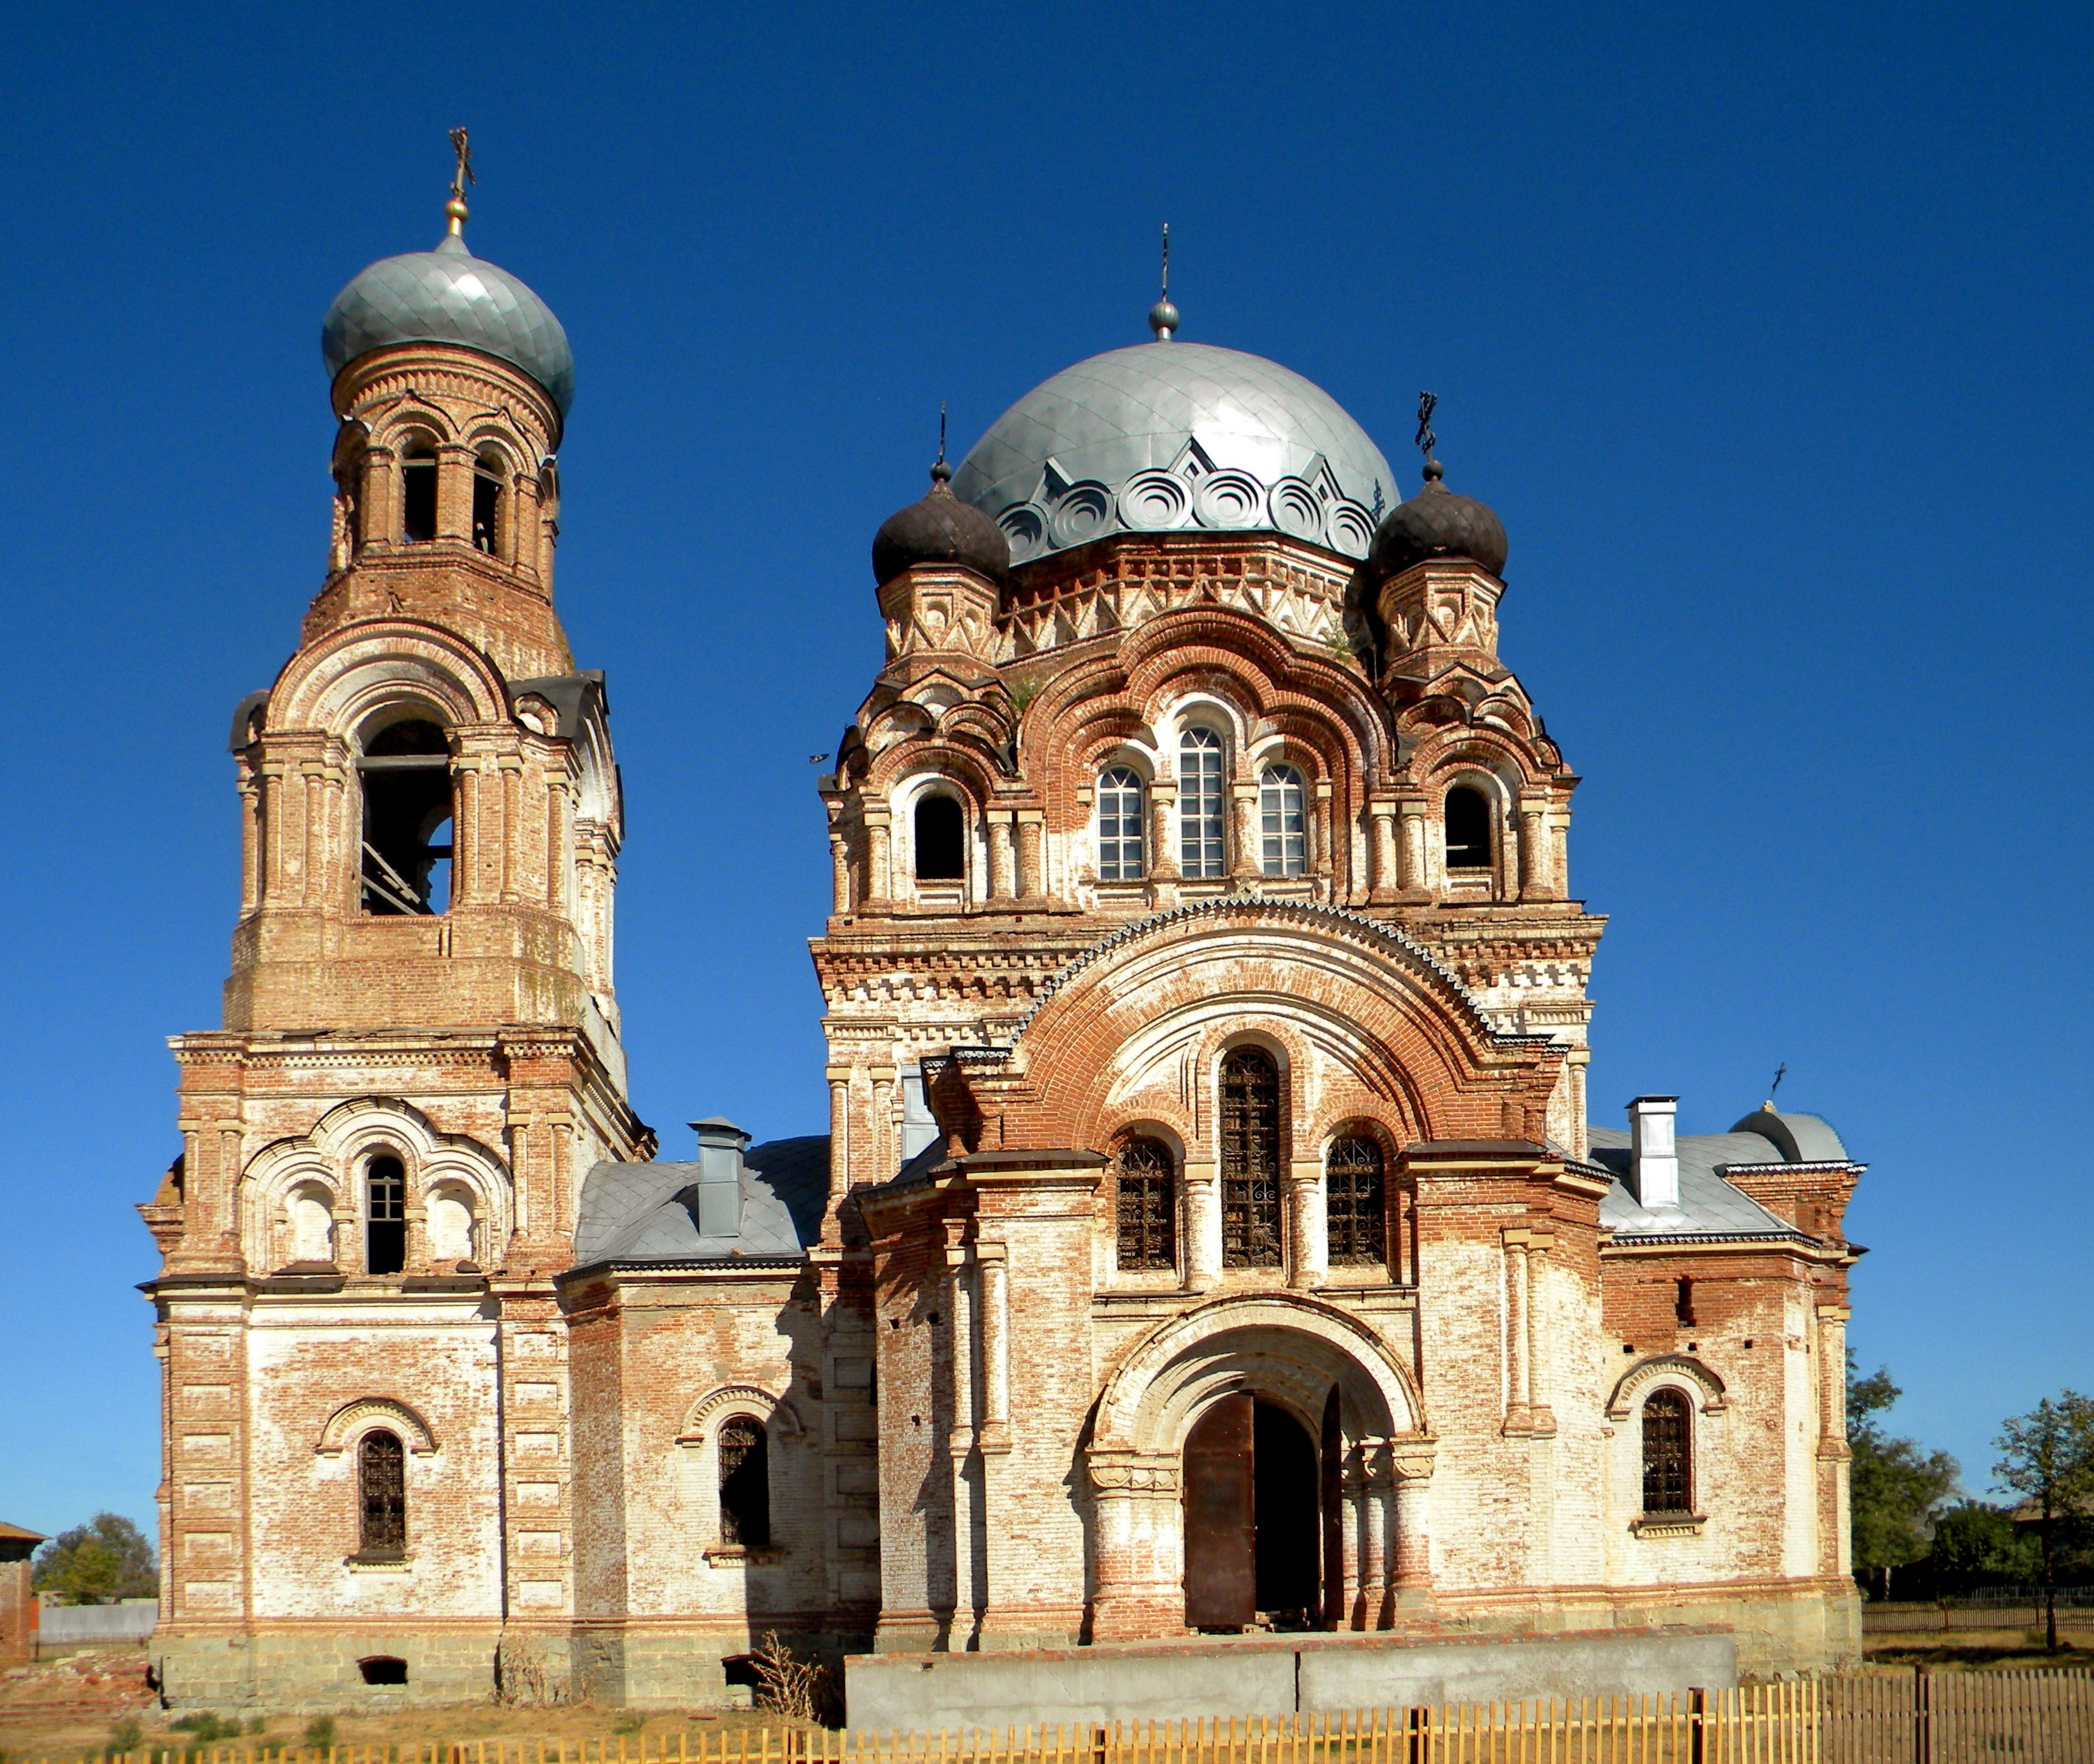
[30,1672,2094,1764]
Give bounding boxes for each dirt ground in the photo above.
[0,1649,818,1764]
[1861,1628,2093,1671]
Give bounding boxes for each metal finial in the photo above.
[1149,221,1180,340]
[1415,391,1440,483]
[931,402,952,487]
[445,128,476,235]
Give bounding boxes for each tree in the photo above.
[31,1513,158,1605]
[1926,1500,2035,1594]
[1994,1391,2094,1650]
[1848,1358,1959,1600]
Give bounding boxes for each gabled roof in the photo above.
[1588,1105,1852,1241]
[572,1136,828,1267]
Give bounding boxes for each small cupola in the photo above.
[872,457,1011,587]
[1370,457,1509,581]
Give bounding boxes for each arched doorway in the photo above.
[1182,1393,1324,1630]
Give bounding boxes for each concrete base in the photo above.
[845,1627,1738,1734]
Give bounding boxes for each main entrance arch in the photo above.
[1086,1294,1433,1641]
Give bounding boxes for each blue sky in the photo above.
[0,0,2088,1539]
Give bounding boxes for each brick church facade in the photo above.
[141,174,1866,1711]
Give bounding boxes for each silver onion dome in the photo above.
[950,341,1397,565]
[321,231,574,416]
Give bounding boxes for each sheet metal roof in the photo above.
[574,1136,829,1265]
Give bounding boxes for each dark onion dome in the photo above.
[1370,460,1509,579]
[872,461,1011,585]
[322,225,574,416]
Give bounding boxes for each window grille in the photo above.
[366,1155,406,1276]
[718,1417,771,1547]
[1114,1137,1177,1270]
[1179,730,1226,878]
[1097,767,1146,881]
[358,1429,406,1559]
[1220,1048,1283,1267]
[1445,785,1492,870]
[1260,764,1306,878]
[1325,1135,1385,1265]
[1642,1389,1692,1513]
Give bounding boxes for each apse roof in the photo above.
[951,341,1398,566]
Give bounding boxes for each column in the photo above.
[1518,801,1552,900]
[1287,1158,1326,1289]
[864,807,892,905]
[1502,1227,1533,1433]
[238,776,261,913]
[1399,802,1428,896]
[977,1243,1010,1451]
[1816,1304,1850,1450]
[828,831,852,914]
[1391,1445,1436,1610]
[436,442,475,540]
[824,1067,853,1232]
[1357,1439,1393,1629]
[1182,1158,1220,1289]
[1148,781,1180,879]
[498,759,523,902]
[1086,1454,1182,1641]
[1370,802,1399,900]
[987,810,1016,898]
[868,1065,897,1180]
[1313,781,1334,883]
[1015,811,1044,898]
[361,445,397,550]
[1230,783,1260,879]
[1527,1227,1555,1433]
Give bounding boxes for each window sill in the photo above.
[703,1546,784,1567]
[345,1554,413,1573]
[1630,1513,1706,1537]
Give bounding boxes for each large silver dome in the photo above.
[322,232,574,416]
[951,341,1397,565]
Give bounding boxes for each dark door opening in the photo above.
[1182,1393,1326,1632]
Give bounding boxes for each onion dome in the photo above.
[872,459,1012,586]
[1370,459,1509,579]
[951,340,1397,565]
[322,213,574,416]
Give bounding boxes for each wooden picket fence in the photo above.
[31,1672,2094,1764]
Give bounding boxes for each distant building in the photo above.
[141,170,1866,1711]
[0,1522,45,1667]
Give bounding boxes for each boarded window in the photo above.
[718,1417,770,1547]
[914,794,965,881]
[1642,1389,1692,1513]
[1445,785,1492,869]
[1097,767,1146,880]
[1115,1137,1177,1271]
[1221,1048,1282,1267]
[366,1155,406,1276]
[1325,1136,1385,1266]
[1179,730,1226,878]
[358,1429,406,1559]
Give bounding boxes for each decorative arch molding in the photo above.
[270,619,510,740]
[676,1383,804,1448]
[1092,1290,1426,1455]
[240,1096,512,1267]
[316,1396,440,1457]
[1607,1353,1728,1420]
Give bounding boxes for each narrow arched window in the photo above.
[359,719,454,916]
[1325,1136,1385,1265]
[1445,785,1492,870]
[1642,1389,1692,1513]
[1260,764,1306,878]
[366,1155,406,1276]
[718,1417,771,1547]
[1179,728,1225,878]
[1220,1048,1282,1267]
[1097,767,1146,881]
[1114,1137,1177,1271]
[472,452,505,555]
[914,793,965,881]
[400,444,438,544]
[357,1429,406,1560]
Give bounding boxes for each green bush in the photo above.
[105,1719,144,1758]
[302,1717,337,1751]
[169,1715,242,1745]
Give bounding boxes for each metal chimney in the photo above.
[1628,1096,1680,1209]
[689,1117,750,1238]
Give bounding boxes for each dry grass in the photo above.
[1861,1629,2093,1671]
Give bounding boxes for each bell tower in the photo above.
[142,143,650,1709]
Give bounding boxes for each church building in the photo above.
[140,161,1866,1711]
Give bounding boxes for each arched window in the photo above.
[357,1429,406,1560]
[366,1155,406,1276]
[717,1417,771,1547]
[1445,785,1492,871]
[400,444,438,544]
[471,452,504,555]
[1220,1048,1282,1267]
[1259,764,1306,878]
[1179,728,1226,878]
[1325,1136,1385,1266]
[914,793,965,881]
[1114,1137,1177,1271]
[360,719,454,916]
[1641,1389,1692,1513]
[1097,767,1146,881]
